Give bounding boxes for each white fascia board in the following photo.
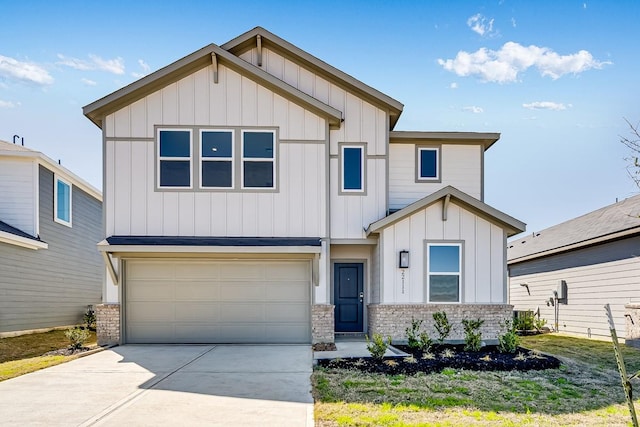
[97,244,322,254]
[0,231,48,250]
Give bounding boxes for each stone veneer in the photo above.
[96,303,120,346]
[368,304,513,343]
[312,304,335,344]
[625,304,640,348]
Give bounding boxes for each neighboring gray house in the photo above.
[0,140,103,336]
[84,27,525,346]
[508,195,640,340]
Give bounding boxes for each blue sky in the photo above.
[1,0,638,235]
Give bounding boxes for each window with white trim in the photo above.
[426,243,462,303]
[54,175,72,227]
[417,146,439,181]
[340,145,365,193]
[158,129,192,188]
[200,129,234,188]
[242,130,276,189]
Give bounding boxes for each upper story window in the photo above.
[201,130,234,188]
[340,144,366,194]
[416,146,440,182]
[158,129,192,188]
[426,242,462,303]
[156,126,278,191]
[242,130,276,189]
[54,175,72,227]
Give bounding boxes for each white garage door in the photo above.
[125,259,311,344]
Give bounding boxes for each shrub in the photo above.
[83,305,96,331]
[514,311,535,331]
[462,318,484,352]
[534,317,547,332]
[366,333,391,362]
[433,311,452,344]
[65,327,90,350]
[498,318,520,353]
[405,318,433,351]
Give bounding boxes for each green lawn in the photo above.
[313,334,640,426]
[0,329,97,381]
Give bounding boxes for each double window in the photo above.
[416,146,440,182]
[340,144,366,194]
[426,242,462,303]
[157,127,276,190]
[54,175,72,227]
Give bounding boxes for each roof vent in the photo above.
[13,134,24,146]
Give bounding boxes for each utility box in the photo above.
[557,280,568,304]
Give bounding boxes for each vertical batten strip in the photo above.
[257,35,263,66]
[211,53,218,84]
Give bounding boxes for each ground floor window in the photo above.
[426,242,462,302]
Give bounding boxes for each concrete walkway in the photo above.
[0,345,313,427]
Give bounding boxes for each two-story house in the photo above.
[84,27,525,346]
[0,139,102,336]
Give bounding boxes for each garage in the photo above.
[124,259,311,344]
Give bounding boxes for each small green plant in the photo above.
[65,327,90,350]
[421,351,435,360]
[433,311,452,344]
[462,318,484,352]
[404,355,417,364]
[441,348,455,358]
[513,352,527,361]
[514,311,535,331]
[405,317,433,351]
[366,333,391,362]
[498,318,520,354]
[83,305,96,331]
[534,317,548,332]
[529,349,547,360]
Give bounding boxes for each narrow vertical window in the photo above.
[54,176,72,227]
[426,243,462,303]
[242,130,276,189]
[200,130,234,188]
[341,145,365,193]
[158,129,192,188]
[417,147,440,181]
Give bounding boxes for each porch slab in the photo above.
[313,340,408,360]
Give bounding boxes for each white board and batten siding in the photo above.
[104,63,327,238]
[0,158,37,236]
[240,46,389,239]
[509,237,640,339]
[389,144,482,211]
[378,200,506,304]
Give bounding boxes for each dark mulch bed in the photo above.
[317,344,561,375]
[42,347,94,357]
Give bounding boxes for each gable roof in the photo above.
[83,42,342,129]
[366,185,526,237]
[0,220,48,250]
[390,131,501,151]
[508,194,640,264]
[0,140,102,201]
[222,27,404,129]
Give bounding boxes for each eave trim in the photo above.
[0,230,48,250]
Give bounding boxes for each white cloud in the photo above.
[511,17,517,28]
[0,99,16,108]
[0,55,53,86]
[437,42,610,83]
[522,101,570,111]
[81,78,97,86]
[138,59,150,73]
[131,72,145,79]
[467,13,495,36]
[463,106,484,113]
[57,54,125,75]
[450,82,458,89]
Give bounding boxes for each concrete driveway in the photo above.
[0,345,313,426]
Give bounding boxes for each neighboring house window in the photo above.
[416,146,440,182]
[158,129,192,188]
[54,175,72,227]
[426,242,462,303]
[242,130,276,188]
[340,144,365,193]
[200,130,234,188]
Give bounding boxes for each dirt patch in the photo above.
[313,343,338,352]
[316,344,560,375]
[42,347,96,357]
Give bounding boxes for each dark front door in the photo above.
[334,263,364,332]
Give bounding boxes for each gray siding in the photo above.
[509,236,640,339]
[0,166,102,333]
